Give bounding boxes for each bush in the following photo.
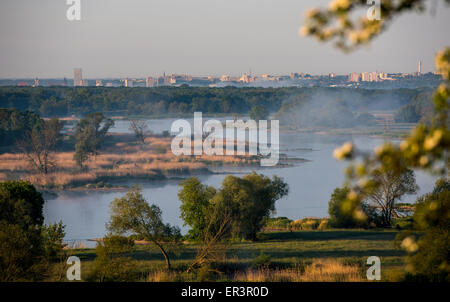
[153,144,167,154]
[87,235,138,282]
[290,218,321,230]
[264,217,293,229]
[328,187,379,228]
[317,219,330,230]
[252,252,271,269]
[42,221,66,260]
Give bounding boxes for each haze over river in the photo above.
[44,118,437,243]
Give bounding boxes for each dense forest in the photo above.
[0,86,434,120]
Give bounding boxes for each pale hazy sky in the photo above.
[1,0,449,78]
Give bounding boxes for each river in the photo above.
[43,118,437,243]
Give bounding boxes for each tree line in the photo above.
[0,86,434,120]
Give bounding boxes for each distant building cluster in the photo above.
[349,71,382,82]
[349,61,424,83]
[11,60,442,89]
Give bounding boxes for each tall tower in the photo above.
[124,78,133,88]
[418,60,422,75]
[73,68,82,86]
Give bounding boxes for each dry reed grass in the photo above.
[0,135,253,187]
[233,259,363,282]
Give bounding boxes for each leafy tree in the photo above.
[366,168,418,227]
[41,221,66,260]
[395,104,420,123]
[179,173,288,241]
[107,186,181,270]
[249,105,269,122]
[328,186,381,228]
[303,0,449,281]
[329,187,361,228]
[214,172,289,240]
[178,177,216,240]
[73,112,114,167]
[0,180,45,281]
[0,108,42,147]
[400,179,450,281]
[186,201,232,273]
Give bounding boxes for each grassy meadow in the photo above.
[55,230,406,282]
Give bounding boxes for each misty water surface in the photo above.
[43,118,437,242]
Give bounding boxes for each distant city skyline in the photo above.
[1,0,449,78]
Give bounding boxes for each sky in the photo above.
[0,0,449,78]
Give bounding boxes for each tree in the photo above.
[129,119,151,144]
[249,105,268,122]
[178,173,288,241]
[73,112,114,168]
[366,168,418,227]
[41,221,66,260]
[107,186,181,270]
[329,187,359,228]
[18,118,64,174]
[186,202,232,273]
[214,172,289,240]
[303,0,449,280]
[328,186,381,228]
[400,179,450,281]
[178,177,216,240]
[178,178,233,272]
[0,109,42,147]
[395,104,420,123]
[0,180,45,281]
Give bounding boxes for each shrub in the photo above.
[252,252,271,269]
[328,187,379,228]
[42,221,66,260]
[153,144,167,154]
[87,235,138,282]
[290,218,321,230]
[317,219,330,230]
[263,217,293,230]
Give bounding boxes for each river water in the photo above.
[43,118,437,243]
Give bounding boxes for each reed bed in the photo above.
[0,136,255,187]
[233,259,363,282]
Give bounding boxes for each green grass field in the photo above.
[67,229,407,282]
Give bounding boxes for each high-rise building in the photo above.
[349,72,361,82]
[33,78,39,87]
[239,74,250,83]
[220,75,231,82]
[124,78,134,87]
[418,60,422,75]
[73,68,83,87]
[146,77,156,87]
[82,79,89,87]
